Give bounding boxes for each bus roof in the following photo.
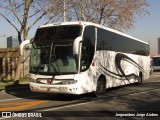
[39,21,148,45]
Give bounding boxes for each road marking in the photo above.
[131,96,160,102]
[0,100,47,111]
[0,94,50,102]
[41,101,96,111]
[128,88,160,96]
[109,87,160,99]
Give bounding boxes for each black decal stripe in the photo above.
[98,53,144,82]
[115,53,145,73]
[99,63,124,78]
[99,67,127,84]
[115,53,145,81]
[116,53,134,81]
[99,63,138,81]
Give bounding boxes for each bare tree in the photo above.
[66,0,149,31]
[0,0,149,84]
[0,0,72,84]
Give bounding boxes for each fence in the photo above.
[0,48,30,81]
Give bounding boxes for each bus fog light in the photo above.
[69,88,77,91]
[62,80,77,85]
[73,88,77,91]
[59,87,68,91]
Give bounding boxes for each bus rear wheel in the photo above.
[137,73,143,85]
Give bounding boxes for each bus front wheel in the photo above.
[94,76,106,97]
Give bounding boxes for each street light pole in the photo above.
[81,0,84,21]
[64,0,66,22]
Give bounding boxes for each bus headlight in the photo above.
[62,80,77,85]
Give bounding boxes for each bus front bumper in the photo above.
[29,82,83,95]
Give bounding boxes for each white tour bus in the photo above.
[20,21,150,96]
[151,56,160,71]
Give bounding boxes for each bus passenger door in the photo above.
[79,42,94,93]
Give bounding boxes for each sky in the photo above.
[0,0,159,55]
[126,0,160,55]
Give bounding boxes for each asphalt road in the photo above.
[0,72,160,120]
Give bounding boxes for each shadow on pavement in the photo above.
[4,83,95,102]
[5,83,30,91]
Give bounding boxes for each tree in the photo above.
[0,0,74,84]
[65,0,149,31]
[0,0,149,84]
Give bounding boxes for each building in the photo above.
[7,36,19,48]
[0,35,6,48]
[158,38,160,55]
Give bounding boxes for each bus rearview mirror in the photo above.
[73,36,82,55]
[20,39,31,56]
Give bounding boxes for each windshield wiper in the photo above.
[55,60,61,74]
[50,55,61,75]
[50,63,59,74]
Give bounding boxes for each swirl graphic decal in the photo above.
[98,53,145,82]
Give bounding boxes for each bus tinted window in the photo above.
[83,26,95,49]
[97,28,149,56]
[81,26,95,72]
[152,57,160,66]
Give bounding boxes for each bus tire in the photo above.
[93,76,106,97]
[137,72,143,85]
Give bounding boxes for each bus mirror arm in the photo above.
[73,36,83,55]
[19,39,31,56]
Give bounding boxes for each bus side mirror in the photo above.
[20,39,31,56]
[73,36,82,55]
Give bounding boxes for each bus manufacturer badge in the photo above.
[47,79,52,84]
[47,87,50,92]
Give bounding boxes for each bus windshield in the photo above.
[30,25,82,75]
[34,25,82,46]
